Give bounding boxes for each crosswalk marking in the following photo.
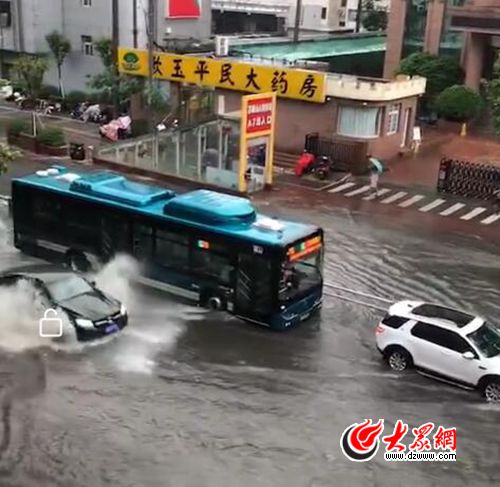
[328,182,356,194]
[460,207,487,221]
[419,198,446,213]
[398,194,424,208]
[322,182,500,225]
[363,188,390,201]
[381,191,407,205]
[344,185,372,197]
[481,213,500,225]
[439,203,466,216]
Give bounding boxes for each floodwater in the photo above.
[0,201,500,487]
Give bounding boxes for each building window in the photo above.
[0,1,11,27]
[321,7,327,20]
[82,0,92,6]
[386,104,401,135]
[341,0,347,7]
[337,106,382,138]
[339,21,346,27]
[81,35,94,56]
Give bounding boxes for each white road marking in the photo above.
[419,198,447,213]
[439,202,466,216]
[460,207,487,221]
[363,188,390,201]
[344,185,372,197]
[398,194,424,208]
[328,182,356,194]
[481,213,500,225]
[380,191,408,205]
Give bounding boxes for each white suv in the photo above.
[376,300,500,402]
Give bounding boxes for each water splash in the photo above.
[91,253,140,313]
[0,279,76,353]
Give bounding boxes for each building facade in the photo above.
[212,0,290,34]
[384,0,498,89]
[0,0,212,91]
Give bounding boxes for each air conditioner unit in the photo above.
[215,36,230,57]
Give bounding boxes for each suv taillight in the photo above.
[375,324,385,335]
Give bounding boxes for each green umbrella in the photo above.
[370,157,384,174]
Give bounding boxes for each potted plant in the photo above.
[35,127,68,156]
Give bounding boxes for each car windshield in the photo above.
[467,322,500,358]
[279,248,322,301]
[46,275,94,302]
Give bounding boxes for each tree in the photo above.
[435,85,483,123]
[488,55,500,134]
[87,38,141,109]
[396,52,464,112]
[0,144,21,175]
[45,31,71,98]
[11,55,49,101]
[362,0,388,31]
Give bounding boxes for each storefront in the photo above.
[119,47,426,163]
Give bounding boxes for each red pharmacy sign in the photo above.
[246,96,274,134]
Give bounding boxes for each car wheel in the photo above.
[483,380,500,403]
[386,347,412,372]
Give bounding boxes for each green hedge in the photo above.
[36,127,66,147]
[7,119,28,136]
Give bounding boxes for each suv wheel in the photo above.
[483,379,500,403]
[386,347,412,372]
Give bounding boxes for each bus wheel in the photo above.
[207,296,226,311]
[66,251,90,273]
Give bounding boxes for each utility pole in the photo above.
[112,0,120,116]
[147,0,156,132]
[293,0,302,43]
[132,0,138,48]
[355,0,364,33]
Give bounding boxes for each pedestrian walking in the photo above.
[367,154,384,196]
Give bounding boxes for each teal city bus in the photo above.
[11,166,324,330]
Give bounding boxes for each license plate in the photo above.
[105,323,119,334]
[300,312,310,321]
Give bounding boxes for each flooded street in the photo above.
[1,201,499,487]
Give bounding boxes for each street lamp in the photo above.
[0,13,9,79]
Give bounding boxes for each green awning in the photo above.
[231,35,386,62]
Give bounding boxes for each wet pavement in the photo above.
[0,191,499,487]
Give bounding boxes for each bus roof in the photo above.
[13,166,320,247]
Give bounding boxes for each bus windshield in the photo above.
[279,237,323,301]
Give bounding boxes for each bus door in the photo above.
[100,213,130,260]
[235,252,275,323]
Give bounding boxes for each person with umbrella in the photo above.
[367,154,384,196]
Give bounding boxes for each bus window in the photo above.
[191,248,234,285]
[64,199,99,249]
[33,195,62,236]
[280,248,322,301]
[133,223,154,259]
[100,214,130,258]
[154,229,189,271]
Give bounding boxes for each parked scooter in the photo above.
[295,152,335,180]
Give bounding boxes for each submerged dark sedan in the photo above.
[0,264,128,341]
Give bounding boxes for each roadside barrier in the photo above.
[437,158,500,200]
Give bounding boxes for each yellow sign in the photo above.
[118,48,326,104]
[239,93,277,192]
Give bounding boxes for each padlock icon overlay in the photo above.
[39,309,63,338]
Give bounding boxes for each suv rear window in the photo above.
[382,314,407,329]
